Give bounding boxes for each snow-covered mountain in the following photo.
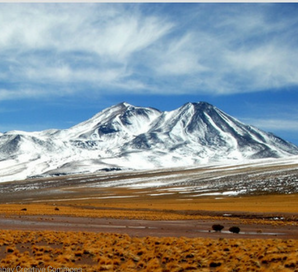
[1,102,298,182]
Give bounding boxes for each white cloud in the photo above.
[154,33,209,76]
[0,3,298,99]
[93,16,173,60]
[224,44,298,92]
[0,88,43,101]
[0,3,174,97]
[242,118,298,132]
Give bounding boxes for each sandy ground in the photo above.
[0,214,297,240]
[0,164,298,242]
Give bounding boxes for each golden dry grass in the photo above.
[1,192,298,224]
[1,188,298,270]
[46,187,298,214]
[0,203,211,221]
[1,230,298,271]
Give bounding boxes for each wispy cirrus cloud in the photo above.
[0,3,175,98]
[237,99,298,136]
[0,3,298,101]
[251,119,298,132]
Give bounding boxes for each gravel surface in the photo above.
[1,214,297,239]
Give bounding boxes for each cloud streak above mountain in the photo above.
[0,3,298,100]
[0,3,298,145]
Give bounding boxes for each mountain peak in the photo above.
[186,101,212,107]
[197,101,214,109]
[116,102,134,109]
[181,101,215,111]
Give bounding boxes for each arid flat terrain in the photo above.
[0,161,298,270]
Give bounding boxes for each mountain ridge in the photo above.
[0,101,298,182]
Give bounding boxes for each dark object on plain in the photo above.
[212,224,224,232]
[229,226,241,233]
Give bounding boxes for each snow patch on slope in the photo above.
[0,102,298,182]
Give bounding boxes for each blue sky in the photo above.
[0,3,298,145]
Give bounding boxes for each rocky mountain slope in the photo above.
[0,102,297,182]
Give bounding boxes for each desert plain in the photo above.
[0,159,298,271]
